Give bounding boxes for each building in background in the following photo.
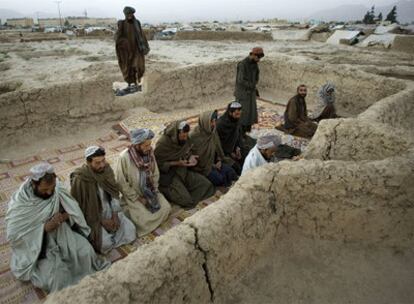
[6,18,34,28]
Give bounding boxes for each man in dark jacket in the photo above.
[115,6,150,93]
[234,47,264,134]
[216,102,255,175]
[283,84,318,138]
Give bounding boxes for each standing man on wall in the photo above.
[234,47,264,134]
[115,6,150,94]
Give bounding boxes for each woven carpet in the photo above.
[0,104,309,303]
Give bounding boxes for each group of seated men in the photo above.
[6,79,338,293]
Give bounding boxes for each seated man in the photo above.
[70,146,136,254]
[190,110,238,187]
[6,163,109,293]
[154,120,216,208]
[310,82,338,122]
[242,135,283,175]
[283,84,318,138]
[216,102,256,175]
[115,128,171,237]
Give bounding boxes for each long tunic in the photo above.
[115,18,150,84]
[234,57,260,128]
[154,121,215,208]
[115,149,171,237]
[242,145,269,175]
[284,95,317,138]
[97,186,136,253]
[6,180,109,293]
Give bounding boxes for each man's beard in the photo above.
[33,186,54,200]
[229,114,239,122]
[178,140,186,146]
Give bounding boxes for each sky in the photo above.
[0,0,402,22]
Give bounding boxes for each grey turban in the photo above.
[257,135,281,150]
[30,162,54,181]
[318,82,336,105]
[123,6,136,15]
[130,128,155,145]
[84,146,104,158]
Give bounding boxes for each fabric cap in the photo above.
[123,6,136,15]
[30,162,54,181]
[178,121,189,130]
[257,135,281,150]
[251,47,264,56]
[130,128,155,145]
[84,146,104,159]
[229,101,242,109]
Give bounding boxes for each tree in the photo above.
[385,6,398,23]
[64,20,70,27]
[363,10,375,24]
[377,12,383,21]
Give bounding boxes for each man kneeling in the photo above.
[70,146,136,254]
[6,163,109,293]
[242,135,283,175]
[115,128,171,237]
[154,121,216,208]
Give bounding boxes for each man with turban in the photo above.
[310,82,338,122]
[115,128,171,237]
[115,6,150,94]
[6,163,109,293]
[234,47,264,134]
[216,101,256,175]
[190,110,238,187]
[70,146,136,254]
[154,121,215,208]
[242,135,282,175]
[283,84,318,138]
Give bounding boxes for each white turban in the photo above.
[229,102,242,109]
[257,135,281,150]
[84,146,104,159]
[130,128,155,145]
[30,162,54,181]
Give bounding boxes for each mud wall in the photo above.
[174,31,273,41]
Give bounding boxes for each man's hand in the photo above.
[186,155,198,167]
[101,218,116,232]
[214,160,222,170]
[292,155,303,161]
[44,212,69,233]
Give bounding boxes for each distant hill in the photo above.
[309,0,414,23]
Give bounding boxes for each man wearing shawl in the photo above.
[283,84,318,139]
[190,110,238,187]
[70,146,136,254]
[216,102,256,175]
[310,82,338,122]
[115,6,150,93]
[242,135,283,175]
[6,163,109,293]
[235,47,264,134]
[115,128,171,237]
[154,121,215,208]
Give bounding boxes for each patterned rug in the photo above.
[0,103,309,303]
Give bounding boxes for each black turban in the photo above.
[123,6,136,15]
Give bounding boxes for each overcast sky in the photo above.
[0,0,401,22]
